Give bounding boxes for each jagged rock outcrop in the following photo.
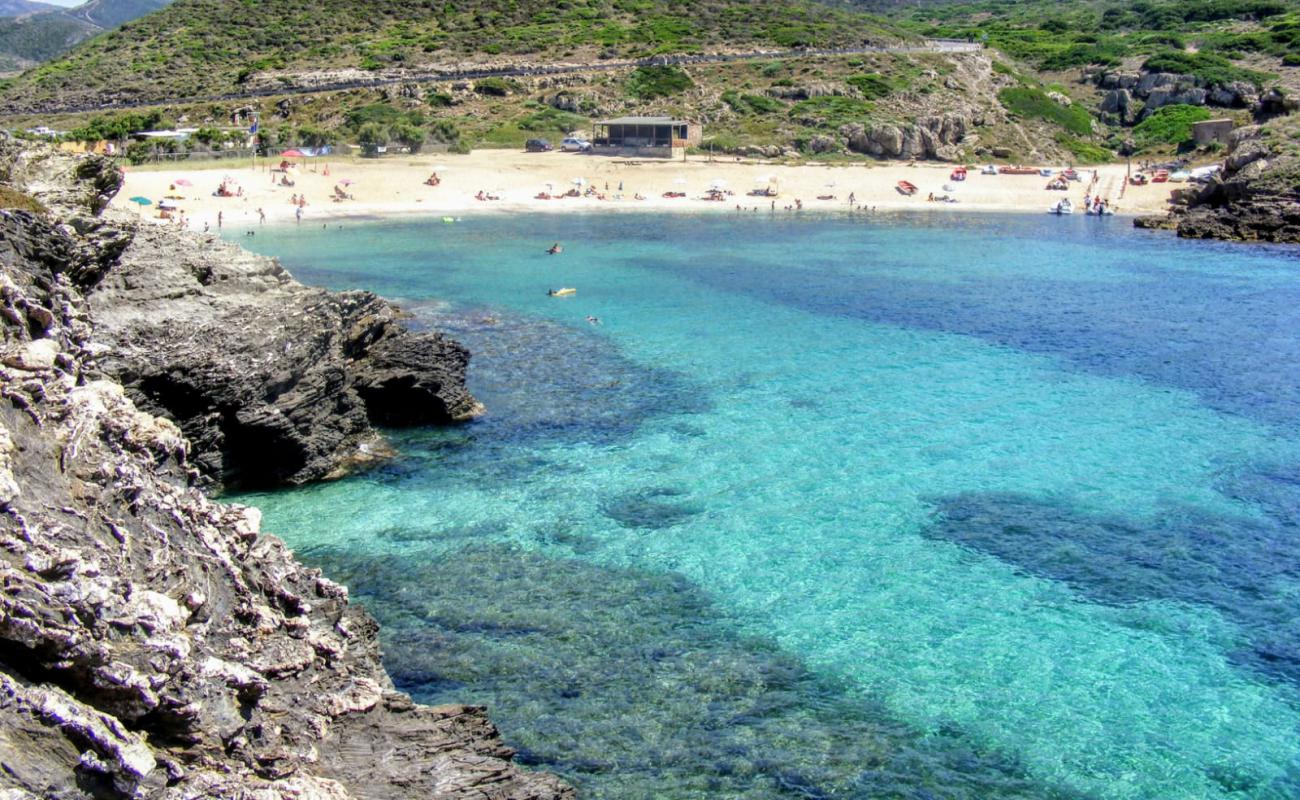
[841,113,970,161]
[1136,123,1300,243]
[1,142,482,492]
[1087,67,1263,118]
[0,144,572,799]
[1099,88,1133,124]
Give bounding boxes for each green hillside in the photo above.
[865,0,1300,70]
[1,0,908,110]
[0,0,173,75]
[0,12,96,70]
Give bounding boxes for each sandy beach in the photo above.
[115,149,1179,229]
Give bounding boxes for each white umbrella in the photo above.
[433,164,448,170]
[755,175,774,183]
[825,180,837,188]
[572,177,586,186]
[673,177,687,185]
[709,179,728,190]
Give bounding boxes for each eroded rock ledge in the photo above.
[3,140,483,492]
[0,143,571,799]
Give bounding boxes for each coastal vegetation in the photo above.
[1131,104,1215,148]
[998,86,1094,135]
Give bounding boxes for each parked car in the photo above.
[561,137,592,152]
[526,138,553,152]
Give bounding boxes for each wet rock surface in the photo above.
[0,142,570,799]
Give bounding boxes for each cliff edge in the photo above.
[3,140,484,491]
[0,143,572,799]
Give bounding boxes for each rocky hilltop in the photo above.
[0,142,572,799]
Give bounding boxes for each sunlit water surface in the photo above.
[233,212,1300,800]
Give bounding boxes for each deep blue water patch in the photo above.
[922,492,1300,687]
[627,213,1300,430]
[304,543,1081,800]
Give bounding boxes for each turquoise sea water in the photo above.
[233,212,1300,799]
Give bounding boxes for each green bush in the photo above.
[626,65,693,99]
[517,107,588,132]
[788,96,874,128]
[474,77,518,96]
[426,92,454,107]
[1132,104,1213,148]
[391,122,427,152]
[1056,134,1113,164]
[998,86,1093,135]
[357,123,390,155]
[845,73,895,100]
[722,91,784,114]
[1142,51,1272,87]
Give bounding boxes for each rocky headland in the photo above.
[0,140,572,799]
[1135,115,1300,244]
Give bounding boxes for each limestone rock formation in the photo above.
[841,113,970,161]
[1,141,482,492]
[1088,68,1265,118]
[0,143,571,799]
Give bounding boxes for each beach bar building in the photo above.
[592,116,701,158]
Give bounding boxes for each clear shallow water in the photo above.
[233,213,1300,799]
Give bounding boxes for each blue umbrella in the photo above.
[128,196,153,206]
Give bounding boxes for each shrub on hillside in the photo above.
[626,65,693,99]
[998,86,1093,135]
[1142,51,1272,87]
[846,73,895,100]
[1132,104,1213,149]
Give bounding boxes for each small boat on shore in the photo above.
[897,180,918,196]
[1048,199,1074,215]
[950,167,967,182]
[547,287,576,297]
[999,166,1039,175]
[1152,170,1170,183]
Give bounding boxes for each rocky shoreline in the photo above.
[1135,117,1300,245]
[0,140,572,799]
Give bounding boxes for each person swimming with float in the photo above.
[547,242,563,255]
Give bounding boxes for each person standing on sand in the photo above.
[217,211,223,229]
[295,206,302,224]
[258,208,266,224]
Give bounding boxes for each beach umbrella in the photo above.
[173,178,192,187]
[128,196,152,206]
[825,180,837,188]
[673,177,687,185]
[338,179,354,186]
[572,177,586,186]
[280,149,304,158]
[709,179,728,190]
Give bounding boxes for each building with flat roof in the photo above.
[1192,118,1234,146]
[591,116,701,157]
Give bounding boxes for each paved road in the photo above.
[22,40,981,115]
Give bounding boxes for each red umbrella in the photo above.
[280,149,304,158]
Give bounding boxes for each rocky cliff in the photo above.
[1136,119,1300,244]
[3,142,483,492]
[0,142,572,799]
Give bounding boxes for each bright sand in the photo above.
[115,149,1178,229]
